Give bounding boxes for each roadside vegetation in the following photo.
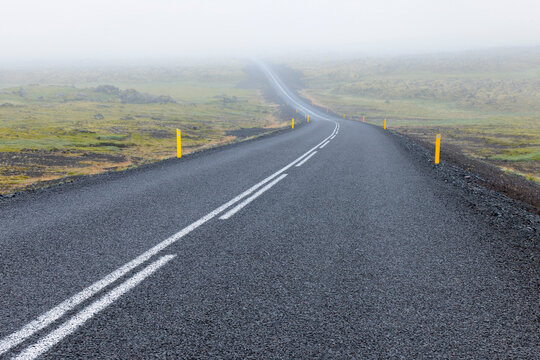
[0,63,285,194]
[287,48,540,183]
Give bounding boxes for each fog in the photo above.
[1,0,539,64]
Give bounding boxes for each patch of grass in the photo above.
[287,48,540,180]
[0,64,286,194]
[491,148,540,162]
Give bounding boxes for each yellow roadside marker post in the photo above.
[296,109,298,113]
[363,115,365,122]
[176,129,182,158]
[343,114,345,119]
[435,134,441,164]
[384,119,387,129]
[292,118,295,129]
[307,115,309,123]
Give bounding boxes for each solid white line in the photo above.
[219,174,288,220]
[0,120,338,357]
[259,63,339,123]
[262,69,314,118]
[0,67,337,356]
[330,135,336,139]
[295,151,317,167]
[14,255,176,360]
[319,141,330,149]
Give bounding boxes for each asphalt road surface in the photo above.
[0,64,538,359]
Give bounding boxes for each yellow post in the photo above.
[292,118,294,129]
[296,109,298,113]
[435,134,441,164]
[176,129,182,158]
[384,119,387,129]
[307,115,309,123]
[363,115,365,122]
[343,114,345,119]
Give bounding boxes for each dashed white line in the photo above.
[319,141,330,149]
[14,255,177,360]
[0,124,338,358]
[1,67,340,358]
[295,151,317,167]
[220,174,288,220]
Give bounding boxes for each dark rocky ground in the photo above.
[3,65,538,270]
[385,125,539,266]
[1,66,538,358]
[266,63,539,277]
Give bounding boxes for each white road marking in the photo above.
[259,63,339,123]
[1,66,339,357]
[14,255,176,360]
[330,135,336,139]
[219,174,288,220]
[0,124,338,357]
[319,141,330,149]
[295,151,317,167]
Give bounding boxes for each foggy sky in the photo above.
[1,0,539,63]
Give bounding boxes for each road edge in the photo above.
[0,122,307,204]
[364,122,538,268]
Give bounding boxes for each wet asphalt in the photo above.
[0,67,538,359]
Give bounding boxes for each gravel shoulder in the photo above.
[378,124,539,270]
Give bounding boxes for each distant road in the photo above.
[0,64,537,358]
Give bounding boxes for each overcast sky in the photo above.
[1,0,539,63]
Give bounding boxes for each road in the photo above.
[0,64,538,359]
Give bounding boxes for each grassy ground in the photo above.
[286,48,540,183]
[0,63,285,194]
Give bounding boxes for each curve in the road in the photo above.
[1,65,341,359]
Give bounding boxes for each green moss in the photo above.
[0,64,288,194]
[290,52,540,179]
[491,149,540,162]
